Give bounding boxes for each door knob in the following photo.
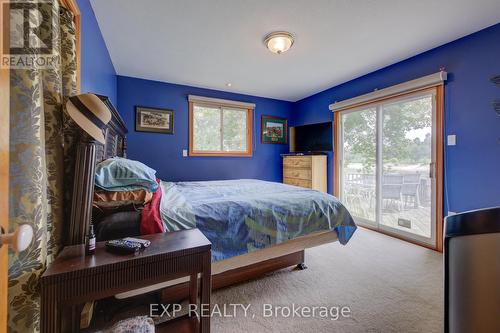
[0,224,33,252]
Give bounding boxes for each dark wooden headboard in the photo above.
[66,95,128,245]
[96,94,128,161]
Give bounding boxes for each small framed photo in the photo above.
[135,106,174,134]
[261,115,288,144]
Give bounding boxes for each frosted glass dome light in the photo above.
[264,32,294,54]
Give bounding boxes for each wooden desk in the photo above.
[41,229,211,333]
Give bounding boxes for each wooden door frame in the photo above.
[0,63,9,333]
[333,85,445,252]
[0,1,80,331]
[0,2,10,331]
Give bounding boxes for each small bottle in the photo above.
[86,223,96,255]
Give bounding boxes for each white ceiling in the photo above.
[91,0,500,102]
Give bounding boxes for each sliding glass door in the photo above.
[338,89,438,246]
[340,107,377,227]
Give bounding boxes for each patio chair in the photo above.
[382,174,403,211]
[361,174,376,208]
[362,174,376,186]
[402,173,421,208]
[344,183,368,217]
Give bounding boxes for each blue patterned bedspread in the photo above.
[159,179,356,261]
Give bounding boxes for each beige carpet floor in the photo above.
[211,228,443,333]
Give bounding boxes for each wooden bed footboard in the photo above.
[160,250,305,303]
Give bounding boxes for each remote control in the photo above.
[105,239,142,254]
[123,237,151,249]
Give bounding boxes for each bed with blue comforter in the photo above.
[158,179,356,261]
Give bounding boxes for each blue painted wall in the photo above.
[117,76,293,182]
[292,23,500,213]
[77,0,117,105]
[84,1,498,213]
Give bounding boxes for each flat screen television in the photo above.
[290,122,333,153]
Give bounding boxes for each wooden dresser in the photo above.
[282,155,327,192]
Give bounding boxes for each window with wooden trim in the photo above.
[189,96,253,156]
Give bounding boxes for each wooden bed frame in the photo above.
[67,97,337,302]
[66,95,127,246]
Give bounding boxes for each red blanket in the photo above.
[140,179,164,234]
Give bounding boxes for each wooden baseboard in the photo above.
[161,250,305,303]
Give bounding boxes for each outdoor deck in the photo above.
[346,201,431,238]
[343,171,432,238]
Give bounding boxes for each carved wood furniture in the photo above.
[66,94,127,246]
[282,155,327,192]
[41,229,212,333]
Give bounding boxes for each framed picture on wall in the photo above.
[135,106,174,134]
[261,115,288,144]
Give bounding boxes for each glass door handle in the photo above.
[429,162,435,179]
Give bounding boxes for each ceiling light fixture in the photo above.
[226,83,232,87]
[264,31,294,54]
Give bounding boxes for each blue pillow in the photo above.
[95,157,158,192]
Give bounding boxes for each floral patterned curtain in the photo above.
[8,1,78,331]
